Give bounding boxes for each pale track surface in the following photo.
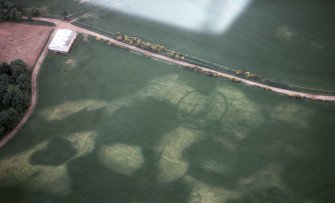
[0,27,58,148]
[1,17,335,148]
[42,17,335,102]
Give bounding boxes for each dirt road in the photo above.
[1,17,334,148]
[0,28,58,148]
[38,17,334,102]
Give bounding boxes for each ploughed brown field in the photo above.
[0,22,53,70]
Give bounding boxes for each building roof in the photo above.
[48,29,77,53]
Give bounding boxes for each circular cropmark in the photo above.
[177,90,228,128]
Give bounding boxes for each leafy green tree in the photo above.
[0,86,6,102]
[0,74,12,101]
[0,111,7,130]
[63,10,68,20]
[2,85,17,108]
[0,126,5,136]
[16,74,31,91]
[0,1,21,21]
[9,7,17,21]
[0,74,12,87]
[16,11,21,21]
[31,7,39,17]
[0,62,11,74]
[0,108,18,131]
[12,91,30,113]
[0,59,30,137]
[10,59,27,68]
[15,3,23,12]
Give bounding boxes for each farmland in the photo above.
[1,0,335,202]
[10,0,335,92]
[0,38,335,202]
[0,23,53,69]
[75,0,335,93]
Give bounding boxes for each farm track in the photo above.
[1,17,335,148]
[41,17,335,102]
[0,27,58,148]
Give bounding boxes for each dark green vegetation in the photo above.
[0,0,22,21]
[10,0,90,19]
[0,60,31,137]
[10,0,335,92]
[0,38,334,203]
[74,0,335,93]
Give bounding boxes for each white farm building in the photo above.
[48,29,77,54]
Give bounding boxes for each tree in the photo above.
[0,126,5,136]
[16,11,21,21]
[15,3,23,12]
[10,59,27,69]
[9,7,17,21]
[0,111,7,130]
[0,1,22,21]
[10,59,27,79]
[16,74,31,91]
[2,85,17,108]
[0,74,12,87]
[10,65,25,79]
[63,10,68,20]
[6,108,18,129]
[0,59,31,137]
[0,108,19,131]
[0,64,8,76]
[31,7,39,17]
[11,89,30,113]
[0,67,13,101]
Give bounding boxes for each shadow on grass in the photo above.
[0,186,63,203]
[96,96,179,148]
[0,107,105,160]
[64,150,192,203]
[29,137,77,166]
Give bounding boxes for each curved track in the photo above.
[39,17,335,102]
[0,28,58,148]
[1,17,334,148]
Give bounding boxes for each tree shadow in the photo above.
[0,185,63,203]
[0,107,105,160]
[96,97,179,148]
[64,149,192,203]
[29,137,77,166]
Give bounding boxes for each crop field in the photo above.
[75,0,335,93]
[0,38,334,202]
[0,22,53,69]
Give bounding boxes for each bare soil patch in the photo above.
[0,22,53,70]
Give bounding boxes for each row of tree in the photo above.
[0,59,31,137]
[114,32,189,60]
[0,0,22,22]
[115,32,166,53]
[0,1,41,22]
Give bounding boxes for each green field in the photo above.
[75,0,335,93]
[0,37,335,202]
[13,0,335,92]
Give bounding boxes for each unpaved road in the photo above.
[35,17,335,102]
[1,17,334,148]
